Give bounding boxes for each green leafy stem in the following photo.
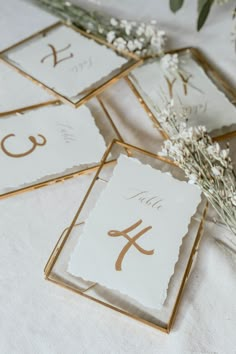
[170,0,216,31]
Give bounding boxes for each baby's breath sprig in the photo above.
[33,0,166,57]
[159,101,236,236]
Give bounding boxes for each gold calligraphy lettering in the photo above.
[164,76,176,98]
[1,134,47,158]
[108,219,154,271]
[40,43,73,67]
[178,72,192,95]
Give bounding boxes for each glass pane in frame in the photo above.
[0,60,57,117]
[127,47,236,141]
[0,22,142,108]
[45,140,207,333]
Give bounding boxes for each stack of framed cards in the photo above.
[0,21,141,199]
[1,17,235,334]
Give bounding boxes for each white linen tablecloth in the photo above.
[0,1,236,353]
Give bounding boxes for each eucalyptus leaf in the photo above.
[197,0,214,31]
[233,7,236,19]
[198,0,207,13]
[169,0,184,13]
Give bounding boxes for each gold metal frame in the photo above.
[0,21,142,108]
[126,47,236,142]
[44,139,208,333]
[0,99,59,118]
[0,99,124,200]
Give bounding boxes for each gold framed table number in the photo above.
[0,100,123,199]
[127,47,236,141]
[0,22,142,108]
[44,140,207,333]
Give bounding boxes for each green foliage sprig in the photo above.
[170,0,229,31]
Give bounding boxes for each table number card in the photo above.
[68,155,201,310]
[0,104,106,191]
[0,23,137,107]
[129,50,236,135]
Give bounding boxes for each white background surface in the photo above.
[0,1,236,353]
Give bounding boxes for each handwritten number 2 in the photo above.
[1,134,47,158]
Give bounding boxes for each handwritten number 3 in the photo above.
[1,134,47,158]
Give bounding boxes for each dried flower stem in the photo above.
[157,101,236,236]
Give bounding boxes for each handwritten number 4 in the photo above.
[41,44,73,67]
[108,219,154,271]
